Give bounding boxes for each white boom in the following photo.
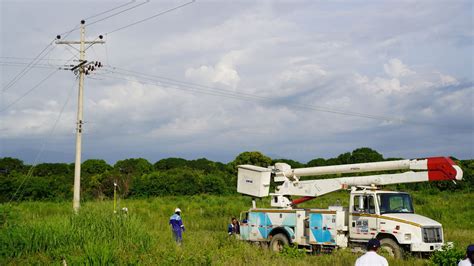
[237,157,463,207]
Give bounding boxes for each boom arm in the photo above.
[237,157,463,207]
[274,157,462,182]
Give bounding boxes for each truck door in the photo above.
[350,194,378,240]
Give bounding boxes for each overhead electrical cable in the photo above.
[0,64,62,70]
[58,0,144,36]
[2,42,55,92]
[0,56,70,62]
[84,0,137,21]
[0,61,64,69]
[106,66,302,101]
[86,0,151,28]
[3,0,144,93]
[2,20,86,93]
[8,77,78,203]
[2,25,79,92]
[99,67,412,124]
[1,54,78,113]
[0,69,60,113]
[104,66,405,122]
[105,0,195,34]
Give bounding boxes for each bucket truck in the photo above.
[236,157,463,258]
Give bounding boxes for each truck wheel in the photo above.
[379,238,403,259]
[270,233,289,252]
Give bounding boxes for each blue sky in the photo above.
[1,0,473,164]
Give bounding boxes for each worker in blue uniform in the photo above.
[169,208,185,244]
[228,217,240,236]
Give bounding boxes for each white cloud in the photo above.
[439,73,459,86]
[383,58,415,78]
[355,74,404,94]
[279,64,327,83]
[185,50,243,89]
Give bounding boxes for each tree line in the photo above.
[0,147,472,202]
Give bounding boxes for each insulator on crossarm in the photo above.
[95,61,98,67]
[98,62,102,67]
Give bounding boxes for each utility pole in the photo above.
[56,20,104,212]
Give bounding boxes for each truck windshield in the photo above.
[378,193,414,214]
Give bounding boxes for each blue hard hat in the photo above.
[467,244,474,256]
[367,239,381,249]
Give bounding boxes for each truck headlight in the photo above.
[404,233,411,241]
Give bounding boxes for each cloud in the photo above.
[185,50,243,88]
[355,74,405,95]
[383,58,415,78]
[438,73,459,86]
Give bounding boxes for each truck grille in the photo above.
[422,227,442,243]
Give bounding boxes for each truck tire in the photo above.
[379,238,403,259]
[270,233,289,252]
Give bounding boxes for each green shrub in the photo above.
[431,243,465,265]
[279,245,306,258]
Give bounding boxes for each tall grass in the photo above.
[1,204,152,265]
[1,191,473,265]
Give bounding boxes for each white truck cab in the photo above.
[349,188,443,256]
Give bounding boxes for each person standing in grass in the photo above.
[458,244,474,266]
[228,217,240,236]
[169,208,185,245]
[355,239,389,266]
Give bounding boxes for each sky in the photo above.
[0,0,473,164]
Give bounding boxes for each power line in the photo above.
[0,48,80,112]
[0,61,63,69]
[105,0,195,34]
[2,25,80,93]
[58,0,143,36]
[0,64,61,70]
[1,41,55,92]
[1,0,195,107]
[105,66,406,122]
[0,69,60,113]
[105,67,283,102]
[98,67,411,124]
[107,65,293,102]
[84,0,137,21]
[0,56,70,62]
[0,53,78,113]
[86,0,150,28]
[8,77,78,203]
[2,0,140,93]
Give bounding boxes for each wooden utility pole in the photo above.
[56,20,104,212]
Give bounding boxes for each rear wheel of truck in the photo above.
[270,233,289,252]
[379,238,403,259]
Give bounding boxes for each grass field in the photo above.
[1,190,473,265]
